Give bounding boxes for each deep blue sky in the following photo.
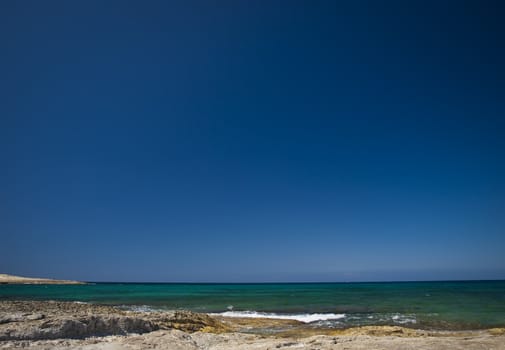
[1,1,504,282]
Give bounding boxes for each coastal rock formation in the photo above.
[0,316,157,341]
[0,274,84,285]
[0,302,227,341]
[1,301,505,349]
[0,313,45,324]
[151,311,230,333]
[3,328,505,350]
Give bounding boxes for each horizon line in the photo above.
[81,278,505,284]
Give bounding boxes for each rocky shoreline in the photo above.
[0,301,228,341]
[1,301,504,349]
[0,274,84,285]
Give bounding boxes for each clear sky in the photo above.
[1,1,504,282]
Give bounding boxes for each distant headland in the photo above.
[0,273,84,285]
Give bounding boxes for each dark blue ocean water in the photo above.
[1,281,504,329]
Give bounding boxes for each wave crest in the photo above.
[210,311,346,323]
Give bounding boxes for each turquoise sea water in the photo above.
[1,281,504,330]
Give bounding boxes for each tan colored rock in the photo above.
[0,274,84,285]
[489,327,505,335]
[1,301,505,349]
[0,302,229,341]
[150,311,231,333]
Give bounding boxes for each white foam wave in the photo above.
[210,311,346,323]
[120,305,158,312]
[392,314,417,324]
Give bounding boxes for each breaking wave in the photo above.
[210,311,346,323]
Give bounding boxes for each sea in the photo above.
[1,280,504,330]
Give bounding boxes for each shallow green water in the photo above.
[1,281,504,329]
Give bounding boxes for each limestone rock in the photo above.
[151,311,230,333]
[0,315,157,340]
[0,302,230,341]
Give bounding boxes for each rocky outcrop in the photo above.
[2,300,504,350]
[0,315,157,340]
[0,301,228,341]
[152,311,230,333]
[4,329,505,350]
[0,274,84,285]
[0,313,45,324]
